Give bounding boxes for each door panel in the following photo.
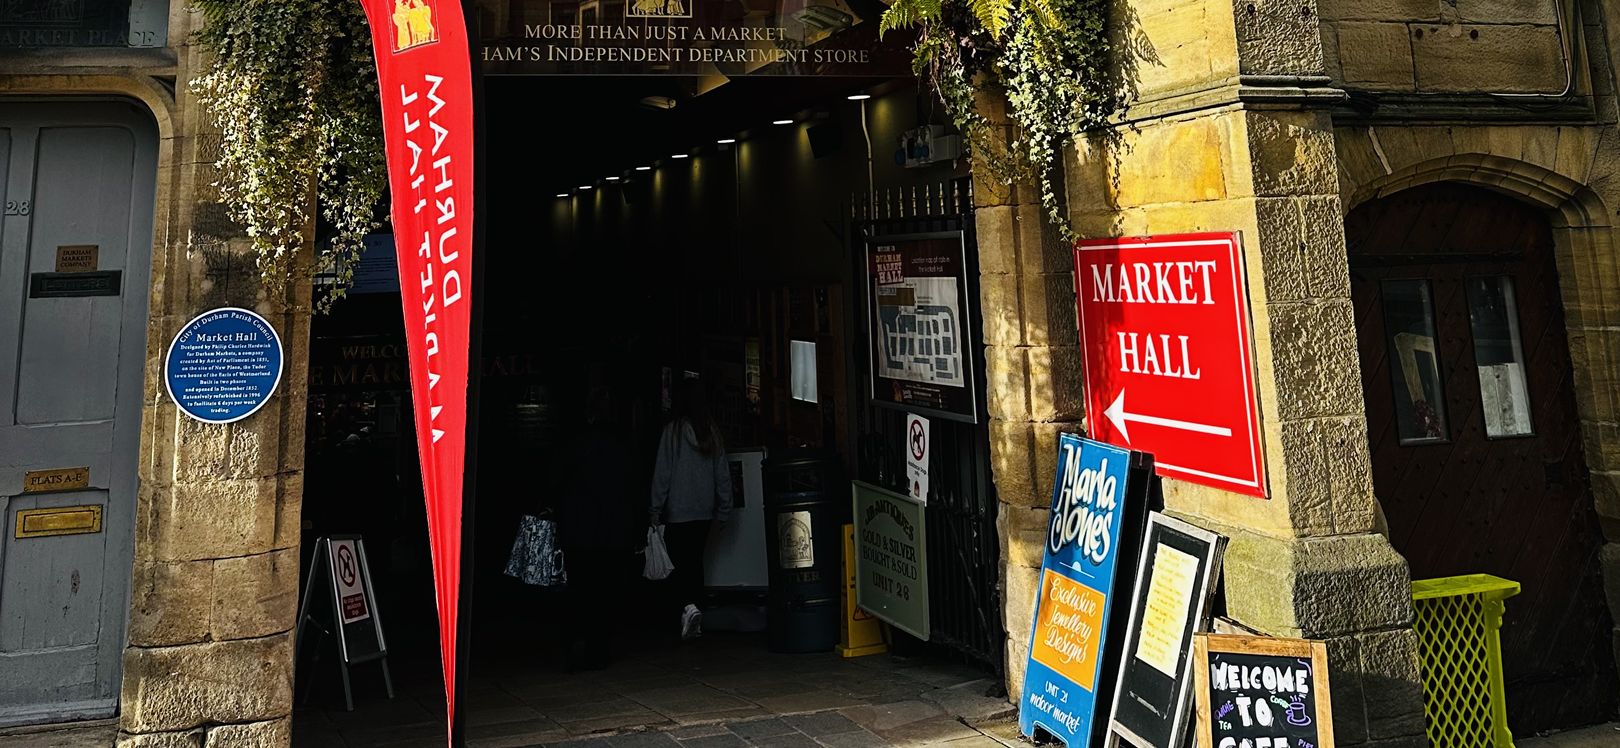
[0,103,156,727]
[0,491,110,650]
[1347,182,1618,733]
[16,127,135,425]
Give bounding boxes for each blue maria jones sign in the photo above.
[165,307,284,424]
[1020,434,1135,747]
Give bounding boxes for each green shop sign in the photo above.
[853,481,929,640]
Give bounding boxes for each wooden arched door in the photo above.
[1347,182,1617,732]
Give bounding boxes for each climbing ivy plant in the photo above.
[880,0,1117,236]
[191,0,386,311]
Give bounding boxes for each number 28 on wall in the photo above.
[5,200,30,216]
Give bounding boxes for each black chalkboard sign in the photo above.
[1194,635,1334,748]
[1106,513,1227,748]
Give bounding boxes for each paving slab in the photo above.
[605,731,684,748]
[918,681,1015,726]
[668,725,732,740]
[752,734,822,748]
[808,730,891,748]
[750,693,866,715]
[1519,724,1620,748]
[783,713,861,738]
[724,719,797,741]
[561,710,673,736]
[677,734,751,748]
[866,716,978,747]
[467,717,570,743]
[837,701,946,733]
[469,707,550,727]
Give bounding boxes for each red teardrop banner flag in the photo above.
[358,0,477,741]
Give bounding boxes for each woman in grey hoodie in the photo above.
[649,378,733,639]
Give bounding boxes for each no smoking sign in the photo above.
[1073,232,1268,497]
[905,413,930,504]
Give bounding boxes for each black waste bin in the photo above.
[762,450,843,653]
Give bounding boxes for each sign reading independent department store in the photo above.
[475,0,911,75]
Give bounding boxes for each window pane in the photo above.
[1382,279,1448,444]
[1467,276,1533,437]
[791,340,818,404]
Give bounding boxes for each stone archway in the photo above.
[1344,154,1620,548]
[1342,153,1620,731]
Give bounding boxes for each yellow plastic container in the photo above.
[1412,574,1521,748]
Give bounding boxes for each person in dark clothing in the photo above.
[649,378,732,640]
[560,387,633,671]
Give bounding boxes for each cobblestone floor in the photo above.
[291,632,1016,748]
[0,634,1015,748]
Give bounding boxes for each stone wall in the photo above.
[975,0,1429,739]
[119,6,312,745]
[1,2,311,745]
[1320,0,1571,93]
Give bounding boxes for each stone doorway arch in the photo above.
[1344,162,1620,731]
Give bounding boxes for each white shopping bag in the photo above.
[643,525,674,581]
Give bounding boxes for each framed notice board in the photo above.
[863,232,980,423]
[1194,634,1333,748]
[1107,513,1227,748]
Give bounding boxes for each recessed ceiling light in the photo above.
[847,94,870,100]
[717,138,737,144]
[673,153,690,158]
[556,193,568,198]
[636,166,652,171]
[606,176,620,181]
[774,119,793,125]
[579,185,593,190]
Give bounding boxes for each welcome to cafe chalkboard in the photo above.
[1193,634,1334,748]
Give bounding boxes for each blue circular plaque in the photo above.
[165,307,284,424]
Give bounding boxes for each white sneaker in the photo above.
[681,604,703,640]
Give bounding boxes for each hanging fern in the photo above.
[191,0,386,311]
[881,0,1118,238]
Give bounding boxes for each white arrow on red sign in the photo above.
[1102,389,1233,443]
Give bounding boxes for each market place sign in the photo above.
[473,0,912,75]
[1073,232,1268,498]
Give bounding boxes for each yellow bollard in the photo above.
[837,523,888,657]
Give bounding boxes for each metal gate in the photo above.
[849,179,1004,674]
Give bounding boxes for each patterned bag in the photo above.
[504,515,568,587]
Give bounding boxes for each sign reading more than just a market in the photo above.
[853,481,929,640]
[866,233,979,423]
[1108,513,1228,748]
[1019,435,1150,748]
[164,308,285,424]
[1074,233,1268,497]
[1194,635,1334,748]
[475,0,911,75]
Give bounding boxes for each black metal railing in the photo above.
[848,178,1004,674]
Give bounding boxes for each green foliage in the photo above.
[191,0,386,311]
[881,0,1118,237]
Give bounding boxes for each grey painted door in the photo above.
[0,102,157,726]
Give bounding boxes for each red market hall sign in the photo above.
[1073,233,1267,498]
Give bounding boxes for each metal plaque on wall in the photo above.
[473,0,912,75]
